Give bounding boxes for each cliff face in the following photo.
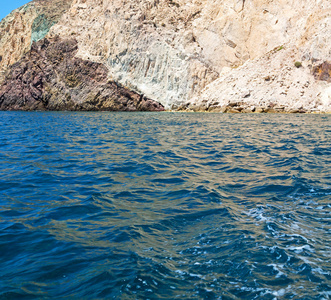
[48,0,331,111]
[0,37,164,111]
[0,0,330,112]
[183,0,331,113]
[0,0,164,111]
[0,0,74,83]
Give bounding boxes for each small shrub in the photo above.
[294,61,302,68]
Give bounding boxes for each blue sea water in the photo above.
[0,111,330,299]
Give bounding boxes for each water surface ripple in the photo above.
[0,112,330,299]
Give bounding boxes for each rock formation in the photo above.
[182,46,331,113]
[0,0,74,82]
[0,37,164,111]
[0,0,330,112]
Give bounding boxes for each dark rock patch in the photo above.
[0,36,164,111]
[312,61,331,82]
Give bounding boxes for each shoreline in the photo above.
[1,108,330,114]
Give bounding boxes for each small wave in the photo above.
[0,112,330,299]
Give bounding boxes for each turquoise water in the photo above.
[0,112,330,299]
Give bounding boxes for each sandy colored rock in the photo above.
[0,0,330,112]
[45,0,330,111]
[188,45,331,113]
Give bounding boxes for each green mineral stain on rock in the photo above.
[31,14,55,43]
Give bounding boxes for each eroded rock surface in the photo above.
[0,0,74,83]
[47,0,331,111]
[0,0,330,112]
[183,47,331,113]
[0,37,164,111]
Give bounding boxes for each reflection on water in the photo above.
[0,112,330,299]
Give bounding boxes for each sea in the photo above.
[0,111,330,299]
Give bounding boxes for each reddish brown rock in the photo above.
[313,62,331,82]
[0,0,74,82]
[0,37,164,111]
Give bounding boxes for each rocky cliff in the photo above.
[0,0,73,82]
[0,0,164,111]
[0,0,330,112]
[0,37,164,111]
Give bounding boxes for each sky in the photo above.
[0,0,30,21]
